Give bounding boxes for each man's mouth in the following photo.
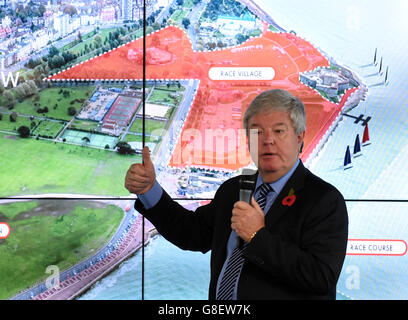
[261,152,277,157]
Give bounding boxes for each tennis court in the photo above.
[60,129,118,149]
[103,96,140,128]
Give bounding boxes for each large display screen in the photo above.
[1,0,407,300]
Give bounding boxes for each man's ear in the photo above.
[298,131,305,153]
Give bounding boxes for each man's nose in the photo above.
[263,130,275,144]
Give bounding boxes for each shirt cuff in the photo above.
[137,180,163,209]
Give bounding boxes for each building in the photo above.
[101,6,116,23]
[299,73,318,88]
[120,0,156,22]
[120,0,133,21]
[54,12,70,38]
[43,10,54,29]
[133,0,156,20]
[80,11,97,26]
[300,68,350,98]
[0,49,16,68]
[1,16,12,28]
[31,29,51,51]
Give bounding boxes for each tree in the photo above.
[48,46,59,58]
[63,5,77,16]
[152,22,161,31]
[146,26,154,35]
[81,136,90,146]
[9,112,18,122]
[62,51,76,64]
[115,141,135,155]
[93,35,103,48]
[27,80,38,95]
[67,106,76,116]
[49,55,65,69]
[17,125,30,138]
[182,17,190,29]
[3,90,15,108]
[21,82,33,96]
[236,33,248,43]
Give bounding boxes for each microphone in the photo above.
[239,170,257,204]
[237,169,257,246]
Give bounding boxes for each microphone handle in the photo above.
[239,189,252,204]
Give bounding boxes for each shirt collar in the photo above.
[255,158,300,195]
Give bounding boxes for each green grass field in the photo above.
[129,118,167,136]
[13,86,94,121]
[31,120,66,138]
[147,89,183,107]
[123,133,143,143]
[0,200,124,299]
[170,9,188,24]
[69,119,100,132]
[0,115,32,133]
[0,133,141,197]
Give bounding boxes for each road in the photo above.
[154,79,200,172]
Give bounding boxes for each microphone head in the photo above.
[239,170,257,191]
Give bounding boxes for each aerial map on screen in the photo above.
[1,0,407,300]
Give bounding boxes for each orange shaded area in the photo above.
[49,26,194,80]
[50,26,355,171]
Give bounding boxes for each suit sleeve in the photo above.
[243,188,348,295]
[134,188,219,254]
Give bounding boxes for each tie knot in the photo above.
[259,183,273,197]
[256,183,273,211]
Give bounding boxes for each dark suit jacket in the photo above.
[134,161,348,300]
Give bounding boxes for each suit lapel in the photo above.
[264,161,307,226]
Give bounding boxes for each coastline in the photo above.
[59,216,157,300]
[239,0,285,32]
[10,207,157,300]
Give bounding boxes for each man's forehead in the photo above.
[248,111,292,126]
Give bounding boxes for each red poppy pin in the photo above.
[282,188,296,207]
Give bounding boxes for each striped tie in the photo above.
[216,183,273,300]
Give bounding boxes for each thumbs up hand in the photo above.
[125,147,156,195]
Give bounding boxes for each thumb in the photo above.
[251,196,263,213]
[142,146,153,168]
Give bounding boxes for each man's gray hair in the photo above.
[243,89,306,135]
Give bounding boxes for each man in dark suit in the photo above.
[125,89,348,300]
